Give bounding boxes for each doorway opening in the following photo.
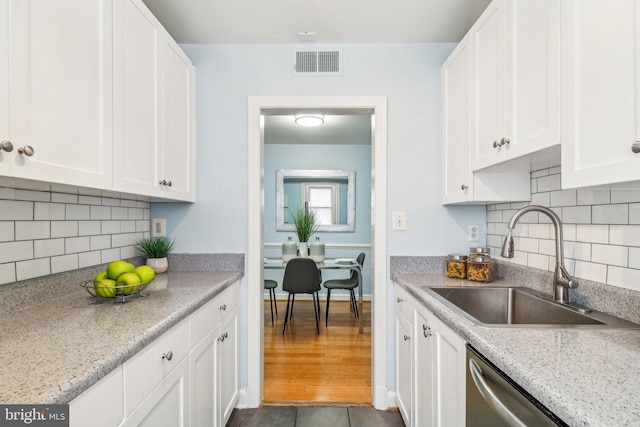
[247,96,388,409]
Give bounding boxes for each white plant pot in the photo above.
[298,242,308,258]
[146,257,168,273]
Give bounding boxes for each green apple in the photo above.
[106,260,135,280]
[116,272,142,295]
[94,274,117,298]
[134,265,155,284]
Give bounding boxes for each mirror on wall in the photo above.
[276,169,355,232]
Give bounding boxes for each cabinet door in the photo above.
[470,0,506,171]
[414,310,435,427]
[442,36,472,204]
[160,34,194,202]
[430,314,466,427]
[504,0,560,160]
[190,329,217,427]
[395,310,413,427]
[562,0,640,188]
[8,0,113,189]
[69,367,124,427]
[113,0,163,197]
[125,356,190,427]
[0,0,9,176]
[218,307,239,427]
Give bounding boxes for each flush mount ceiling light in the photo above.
[295,114,325,127]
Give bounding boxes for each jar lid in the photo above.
[469,247,490,254]
[469,255,492,263]
[447,254,468,261]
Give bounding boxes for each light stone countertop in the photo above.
[0,269,242,405]
[394,273,640,427]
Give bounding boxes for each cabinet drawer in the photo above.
[124,317,189,414]
[190,282,239,348]
[395,285,415,320]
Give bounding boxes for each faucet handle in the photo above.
[558,265,579,289]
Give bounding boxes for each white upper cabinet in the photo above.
[470,0,560,172]
[561,0,640,188]
[2,0,113,189]
[114,0,195,202]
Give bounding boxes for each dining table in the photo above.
[263,257,364,334]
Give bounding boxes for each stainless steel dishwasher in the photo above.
[466,345,568,427]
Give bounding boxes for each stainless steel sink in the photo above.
[421,286,640,329]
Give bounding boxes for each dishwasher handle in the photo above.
[469,358,527,427]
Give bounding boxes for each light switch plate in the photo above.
[392,211,407,231]
[151,218,166,237]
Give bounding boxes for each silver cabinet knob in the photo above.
[461,184,468,190]
[0,141,13,152]
[218,332,228,342]
[493,140,500,148]
[501,137,510,146]
[162,351,173,361]
[18,145,34,156]
[632,141,640,153]
[423,323,433,337]
[220,304,227,311]
[403,335,411,341]
[167,181,172,187]
[159,179,173,187]
[396,297,403,303]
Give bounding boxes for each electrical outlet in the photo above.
[151,218,166,237]
[392,211,407,231]
[468,224,479,242]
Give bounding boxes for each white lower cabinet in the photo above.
[69,281,239,427]
[395,284,466,427]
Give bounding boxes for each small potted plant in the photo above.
[136,236,175,273]
[291,206,319,257]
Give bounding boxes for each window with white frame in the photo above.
[302,182,340,225]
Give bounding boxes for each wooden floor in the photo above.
[263,298,372,405]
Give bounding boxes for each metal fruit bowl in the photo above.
[80,279,152,304]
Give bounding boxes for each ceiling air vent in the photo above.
[293,49,343,76]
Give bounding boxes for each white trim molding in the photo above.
[247,95,388,409]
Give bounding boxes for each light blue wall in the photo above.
[151,43,487,395]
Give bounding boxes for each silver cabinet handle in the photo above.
[220,304,227,311]
[218,332,228,342]
[501,137,510,146]
[469,359,527,427]
[396,297,402,303]
[162,351,173,361]
[493,140,499,148]
[461,184,468,190]
[423,323,432,337]
[0,141,13,152]
[403,335,410,341]
[632,141,640,153]
[167,181,172,187]
[18,145,34,156]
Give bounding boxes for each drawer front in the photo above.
[190,281,239,348]
[395,284,415,320]
[124,317,189,414]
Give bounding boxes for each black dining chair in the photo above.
[323,253,365,326]
[264,279,278,326]
[282,257,322,334]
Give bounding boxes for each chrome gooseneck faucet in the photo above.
[501,205,579,303]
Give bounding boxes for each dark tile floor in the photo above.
[227,406,405,427]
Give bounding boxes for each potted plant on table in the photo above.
[136,236,175,273]
[291,206,319,258]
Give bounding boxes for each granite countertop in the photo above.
[394,272,640,427]
[0,269,242,405]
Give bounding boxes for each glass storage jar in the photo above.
[446,255,468,279]
[469,247,491,257]
[467,255,494,282]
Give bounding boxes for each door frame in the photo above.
[246,96,388,408]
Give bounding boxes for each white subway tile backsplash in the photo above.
[515,237,539,253]
[537,174,561,192]
[0,263,16,285]
[562,206,591,224]
[609,225,640,246]
[90,205,111,220]
[79,195,102,206]
[51,254,79,274]
[128,208,144,220]
[66,204,90,220]
[16,258,50,281]
[111,207,129,220]
[15,221,50,241]
[0,187,16,199]
[562,224,576,241]
[592,204,628,224]
[34,239,65,258]
[79,251,102,268]
[15,189,50,202]
[78,221,101,236]
[592,244,627,267]
[576,225,609,244]
[577,187,610,205]
[0,222,14,242]
[610,181,640,203]
[628,247,640,269]
[120,221,136,233]
[531,169,549,178]
[90,235,111,251]
[121,199,137,208]
[527,253,549,271]
[51,192,78,204]
[0,241,33,263]
[487,210,502,222]
[101,221,121,235]
[530,192,550,206]
[34,202,66,221]
[550,189,577,207]
[136,220,150,232]
[112,232,143,248]
[564,241,591,262]
[538,239,555,256]
[607,266,640,291]
[120,245,136,259]
[629,203,640,224]
[78,187,102,196]
[65,236,91,254]
[102,197,121,207]
[528,224,551,239]
[51,221,78,238]
[0,200,33,220]
[101,248,120,263]
[574,260,607,284]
